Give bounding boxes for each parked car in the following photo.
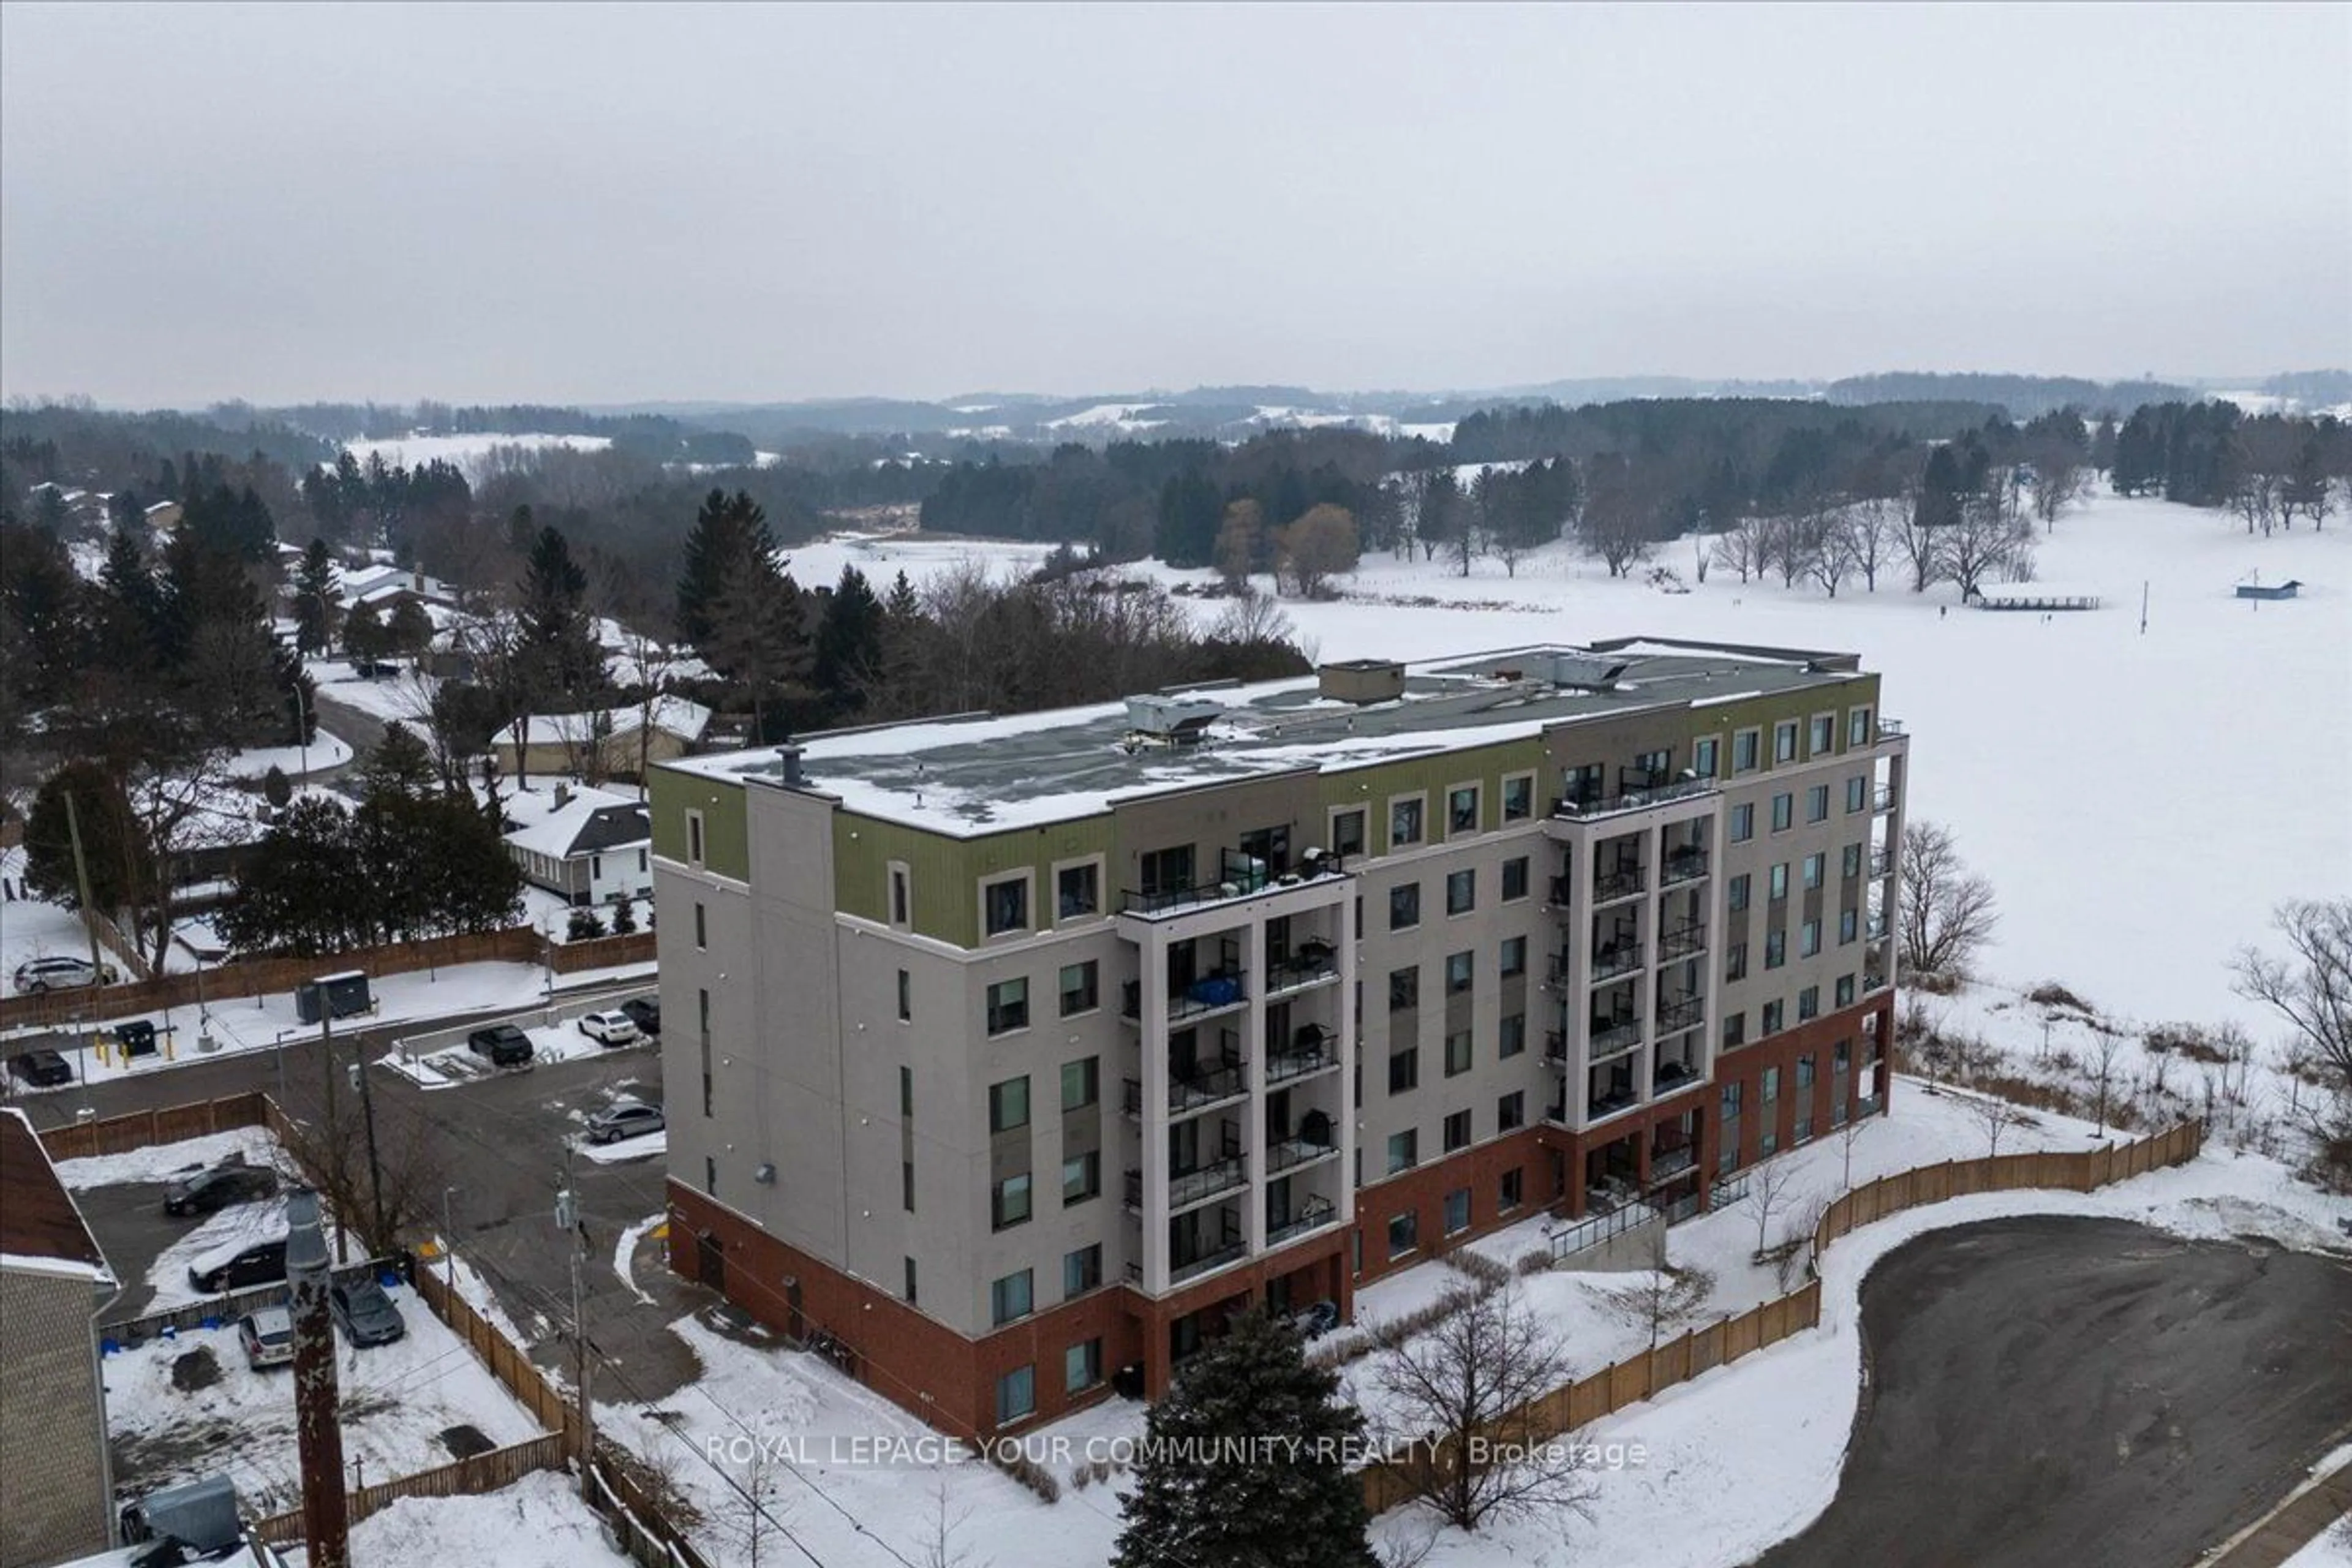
[585,1102,666,1145]
[620,997,660,1037]
[164,1161,281,1218]
[466,1023,533,1067]
[6,1048,74,1088]
[576,1009,639,1046]
[1289,1300,1341,1340]
[12,955,117,994]
[187,1235,288,1294]
[329,1277,407,1347]
[238,1306,295,1370]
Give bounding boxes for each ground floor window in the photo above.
[1443,1187,1472,1235]
[1387,1210,1418,1260]
[1498,1167,1523,1212]
[997,1365,1035,1425]
[1065,1338,1102,1393]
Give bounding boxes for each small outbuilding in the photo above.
[2235,578,2303,601]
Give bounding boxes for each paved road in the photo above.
[1755,1216,2352,1568]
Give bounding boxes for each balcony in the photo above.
[1662,846,1711,886]
[1655,995,1705,1035]
[1593,866,1646,905]
[1658,922,1707,962]
[1128,1156,1251,1215]
[1868,849,1893,878]
[1267,1194,1340,1248]
[1863,970,1890,995]
[1872,783,1896,813]
[1123,970,1250,1024]
[1169,1209,1246,1284]
[1876,718,1905,744]
[1652,1058,1700,1096]
[1264,946,1340,997]
[1648,1144,1697,1181]
[1267,1028,1341,1085]
[1588,1084,1640,1119]
[1553,775,1718,821]
[1545,1029,1569,1063]
[1548,951,1575,985]
[1866,913,1889,942]
[1267,1133,1340,1174]
[1120,848,1351,918]
[1549,875,1577,907]
[1590,942,1644,983]
[1169,1053,1250,1115]
[1589,1017,1643,1060]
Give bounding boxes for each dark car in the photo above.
[620,997,660,1037]
[329,1278,407,1347]
[187,1236,288,1294]
[7,1049,74,1088]
[164,1162,280,1218]
[584,1102,665,1145]
[466,1023,533,1067]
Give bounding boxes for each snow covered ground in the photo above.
[279,1471,635,1567]
[336,432,611,476]
[385,1013,652,1090]
[54,1126,279,1190]
[105,1273,548,1517]
[225,729,354,781]
[311,657,443,725]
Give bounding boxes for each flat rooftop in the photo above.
[669,639,1864,837]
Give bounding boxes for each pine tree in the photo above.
[356,722,439,802]
[293,537,341,654]
[677,490,778,651]
[1112,1310,1376,1568]
[813,564,884,716]
[519,524,603,701]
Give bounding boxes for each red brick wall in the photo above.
[1706,995,1894,1175]
[1350,1125,1559,1287]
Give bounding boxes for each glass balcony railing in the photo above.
[1655,995,1705,1035]
[1264,948,1340,995]
[1267,1195,1339,1247]
[1589,1018,1643,1058]
[1590,943,1644,982]
[1662,847,1711,885]
[1167,1156,1248,1210]
[1553,775,1718,821]
[1593,867,1646,903]
[1266,1134,1339,1174]
[1266,1031,1340,1084]
[1659,922,1707,960]
[1120,848,1351,916]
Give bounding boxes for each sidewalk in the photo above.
[2204,1453,2352,1568]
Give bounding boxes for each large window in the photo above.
[989,1076,1030,1133]
[990,1269,1033,1325]
[1803,853,1825,890]
[1444,1109,1472,1152]
[1390,796,1425,848]
[1446,869,1476,916]
[1501,856,1529,900]
[1390,883,1422,930]
[1502,774,1534,821]
[991,1172,1032,1231]
[1389,1047,1419,1094]
[1730,804,1754,843]
[1800,919,1821,958]
[1693,737,1720,777]
[1057,862,1099,920]
[1447,785,1480,836]
[1499,1012,1526,1058]
[1798,986,1820,1021]
[1446,951,1474,995]
[987,978,1030,1036]
[1387,1210,1418,1259]
[1139,845,1194,897]
[1061,1056,1098,1110]
[1726,942,1748,981]
[1770,863,1789,902]
[1444,1186,1472,1234]
[1332,809,1366,859]
[1728,873,1751,912]
[1059,962,1099,1017]
[1444,1030,1472,1076]
[1065,1338,1102,1393]
[1810,714,1834,756]
[1847,775,1868,813]
[1387,1129,1418,1175]
[1807,785,1830,823]
[1762,1000,1785,1035]
[1733,729,1760,774]
[996,1365,1035,1425]
[1061,1150,1100,1204]
[1849,706,1873,747]
[1774,721,1798,764]
[1839,908,1859,944]
[1498,1167,1524,1212]
[1765,930,1786,969]
[1064,1244,1102,1297]
[983,875,1030,937]
[1389,966,1420,1011]
[1771,793,1793,832]
[1500,937,1526,978]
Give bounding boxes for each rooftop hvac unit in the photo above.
[1547,654,1632,692]
[1125,693,1226,745]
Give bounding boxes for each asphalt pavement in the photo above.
[1754,1215,2352,1568]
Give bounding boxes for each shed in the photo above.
[2235,579,2302,601]
[120,1474,244,1553]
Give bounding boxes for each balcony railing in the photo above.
[1589,1018,1643,1058]
[1267,1134,1339,1174]
[1655,995,1705,1035]
[1590,943,1644,983]
[1267,1194,1340,1247]
[1649,1144,1697,1180]
[1170,1238,1248,1284]
[1266,1030,1340,1085]
[1658,922,1707,961]
[1549,875,1576,907]
[1553,775,1718,821]
[1652,1059,1700,1096]
[1876,718,1905,743]
[1548,951,1574,985]
[1662,847,1711,886]
[1593,866,1646,903]
[1128,970,1246,1023]
[1168,1156,1248,1210]
[1264,947,1340,996]
[1169,1054,1250,1114]
[1120,848,1349,917]
[1872,784,1895,813]
[1866,913,1889,942]
[1868,849,1893,878]
[1588,1084,1639,1118]
[1545,1029,1569,1063]
[1863,971,1890,994]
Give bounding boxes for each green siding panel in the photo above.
[649,766,750,881]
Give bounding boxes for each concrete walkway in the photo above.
[2203,1458,2352,1568]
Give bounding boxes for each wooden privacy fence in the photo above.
[249,1433,571,1544]
[32,1090,271,1161]
[103,1256,401,1338]
[1360,1120,2204,1514]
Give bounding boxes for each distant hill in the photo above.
[1824,372,2193,418]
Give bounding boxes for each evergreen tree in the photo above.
[386,597,435,658]
[96,523,164,673]
[292,537,341,654]
[676,490,777,650]
[813,564,884,715]
[356,721,439,802]
[344,600,389,660]
[1154,472,1223,568]
[519,524,603,701]
[1113,1310,1376,1568]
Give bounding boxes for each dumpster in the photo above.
[295,969,372,1024]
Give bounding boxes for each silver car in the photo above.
[238,1306,294,1370]
[585,1102,665,1145]
[12,956,116,994]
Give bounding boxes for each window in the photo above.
[904,1256,918,1304]
[1722,1011,1746,1049]
[1446,869,1476,916]
[991,1269,1034,1325]
[1057,862,1099,921]
[1763,1066,1781,1102]
[1064,1244,1102,1297]
[1500,937,1526,978]
[1798,986,1820,1020]
[1139,845,1194,898]
[900,1065,913,1117]
[1730,803,1755,842]
[1389,1047,1419,1094]
[1810,714,1834,755]
[1765,930,1785,969]
[1760,1129,1779,1156]
[1770,863,1789,901]
[1387,1210,1419,1259]
[983,875,1029,937]
[1800,920,1821,958]
[1774,721,1798,764]
[1843,843,1864,880]
[1444,1109,1472,1152]
[1722,1080,1744,1118]
[1807,785,1830,823]
[1728,874,1751,912]
[987,978,1030,1036]
[1849,706,1872,747]
[1797,1054,1817,1089]
[1332,809,1366,859]
[698,989,714,1117]
[704,1155,717,1196]
[1803,853,1825,891]
[1834,1038,1852,1070]
[889,864,910,925]
[897,969,912,1022]
[693,902,707,949]
[1389,883,1422,930]
[1390,796,1425,849]
[1847,776,1868,813]
[686,810,706,865]
[996,1366,1035,1425]
[1445,1030,1472,1076]
[1061,1150,1100,1204]
[992,1173,1032,1230]
[1386,1130,1419,1175]
[1795,1115,1814,1145]
[902,1159,915,1212]
[989,1076,1030,1133]
[1726,941,1748,981]
[1771,793,1793,832]
[1389,966,1420,1011]
[1502,774,1534,821]
[1499,1167,1525,1211]
[1447,785,1480,836]
[1836,973,1855,1007]
[1762,1000,1785,1035]
[1634,747,1671,783]
[1501,856,1529,900]
[1733,729,1760,773]
[1498,1090,1525,1131]
[1065,1338,1102,1393]
[1693,737,1720,778]
[1446,951,1474,995]
[1443,1187,1472,1234]
[1059,1058,1099,1114]
[1499,1012,1526,1058]
[1059,962,1099,1018]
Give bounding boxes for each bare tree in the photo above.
[1372,1286,1595,1533]
[1941,493,2034,601]
[1207,586,1295,647]
[273,1084,449,1256]
[1578,455,1659,579]
[1744,1156,1799,1259]
[1898,820,2000,980]
[914,1476,982,1568]
[1213,499,1265,589]
[1844,496,1896,592]
[1275,504,1360,599]
[2233,899,2351,1096]
[1893,496,1944,595]
[1597,1242,1714,1357]
[1807,514,1854,598]
[1708,513,1769,584]
[2089,1029,2128,1137]
[1964,1091,2031,1158]
[1837,1113,1871,1189]
[2028,445,2086,530]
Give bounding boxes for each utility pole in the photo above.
[62,791,108,1076]
[443,1186,460,1293]
[286,1189,350,1568]
[556,1148,595,1501]
[351,1037,386,1252]
[318,1004,346,1264]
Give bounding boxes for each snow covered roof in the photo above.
[500,782,650,861]
[492,696,713,750]
[339,563,457,608]
[0,1108,110,1281]
[668,639,1870,837]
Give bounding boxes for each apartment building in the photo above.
[647,639,1907,1439]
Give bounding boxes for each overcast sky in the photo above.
[4,2,2346,408]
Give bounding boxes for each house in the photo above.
[143,499,184,534]
[501,780,653,906]
[493,696,712,784]
[337,563,461,617]
[648,641,1907,1436]
[2236,578,2303,601]
[0,1109,118,1566]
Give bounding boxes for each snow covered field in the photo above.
[336,432,611,476]
[280,1471,635,1567]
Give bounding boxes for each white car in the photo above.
[576,1010,639,1046]
[13,956,116,994]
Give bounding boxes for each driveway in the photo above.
[1755,1215,2352,1568]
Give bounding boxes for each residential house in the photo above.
[501,781,653,907]
[494,696,712,785]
